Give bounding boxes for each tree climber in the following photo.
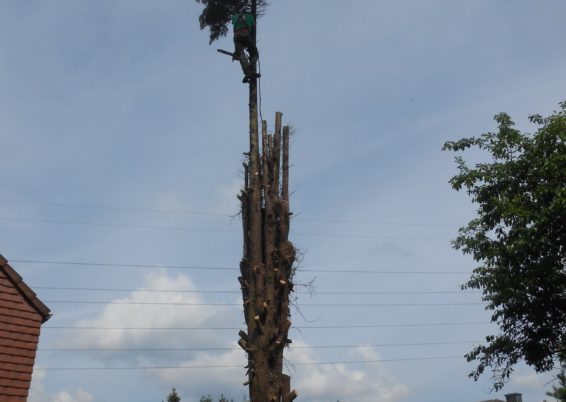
[232,10,260,83]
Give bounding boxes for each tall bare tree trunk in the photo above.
[239,112,297,402]
[237,4,297,400]
[238,94,298,402]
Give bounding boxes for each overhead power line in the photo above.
[0,216,450,241]
[11,259,471,275]
[42,322,490,330]
[12,259,236,271]
[35,286,242,294]
[42,300,483,307]
[0,199,229,216]
[0,217,236,234]
[32,285,479,295]
[33,355,463,371]
[296,217,454,227]
[38,340,482,352]
[0,199,457,227]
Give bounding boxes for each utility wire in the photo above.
[42,300,483,307]
[297,217,455,227]
[38,341,482,352]
[0,199,457,228]
[32,286,479,295]
[42,322,490,330]
[294,356,462,365]
[0,217,237,234]
[11,259,471,275]
[33,356,463,371]
[12,259,235,271]
[0,216,450,241]
[0,199,228,217]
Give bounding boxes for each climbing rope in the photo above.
[257,55,264,123]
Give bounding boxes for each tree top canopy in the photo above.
[443,101,566,390]
[195,0,268,43]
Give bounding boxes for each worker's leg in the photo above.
[248,44,259,65]
[233,40,242,61]
[241,36,259,79]
[240,35,258,65]
[234,34,250,77]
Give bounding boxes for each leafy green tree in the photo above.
[194,0,268,43]
[199,396,213,402]
[443,101,566,390]
[547,351,566,402]
[164,388,181,402]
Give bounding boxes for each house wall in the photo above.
[0,268,43,401]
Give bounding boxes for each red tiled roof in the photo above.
[0,255,51,322]
[0,254,51,401]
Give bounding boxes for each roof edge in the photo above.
[0,254,52,323]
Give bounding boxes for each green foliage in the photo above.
[443,101,566,390]
[165,388,181,402]
[547,351,566,402]
[194,0,268,43]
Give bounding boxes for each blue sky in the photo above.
[1,1,565,401]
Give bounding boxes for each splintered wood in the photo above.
[238,112,298,402]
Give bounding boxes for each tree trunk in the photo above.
[237,4,297,400]
[239,108,297,401]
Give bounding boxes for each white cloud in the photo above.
[29,371,94,402]
[286,341,409,402]
[28,369,48,402]
[151,339,408,402]
[60,271,241,355]
[57,272,409,401]
[151,347,247,394]
[52,389,94,402]
[510,371,549,389]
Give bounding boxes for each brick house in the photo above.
[0,255,51,401]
